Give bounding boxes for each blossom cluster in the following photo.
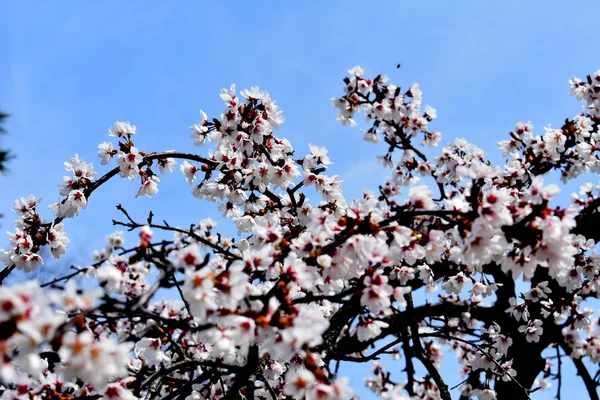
[1,66,600,400]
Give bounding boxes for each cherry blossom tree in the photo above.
[2,66,600,400]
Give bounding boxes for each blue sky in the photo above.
[2,1,600,398]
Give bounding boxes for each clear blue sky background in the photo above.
[1,1,600,398]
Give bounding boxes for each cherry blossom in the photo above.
[108,121,136,138]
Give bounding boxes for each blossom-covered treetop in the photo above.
[2,66,600,400]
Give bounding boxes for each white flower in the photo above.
[471,388,497,400]
[361,272,393,314]
[117,147,143,179]
[183,268,218,320]
[180,161,199,184]
[408,185,436,210]
[356,319,389,342]
[492,333,513,355]
[12,194,42,217]
[64,154,98,180]
[505,297,529,321]
[441,272,468,295]
[189,110,210,146]
[418,264,435,284]
[136,175,160,198]
[10,252,44,272]
[54,280,101,312]
[348,66,364,77]
[135,338,169,367]
[47,223,69,259]
[109,121,136,138]
[499,360,517,382]
[424,105,437,119]
[271,160,301,189]
[97,142,115,165]
[59,331,132,387]
[524,281,551,302]
[284,369,316,398]
[157,156,177,174]
[518,319,543,342]
[96,265,122,291]
[220,84,237,106]
[106,230,125,248]
[303,143,332,171]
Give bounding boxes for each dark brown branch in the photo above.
[141,359,241,390]
[555,343,562,400]
[559,338,599,400]
[406,294,451,400]
[0,265,15,284]
[401,325,417,397]
[259,372,278,400]
[336,338,403,363]
[113,216,240,260]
